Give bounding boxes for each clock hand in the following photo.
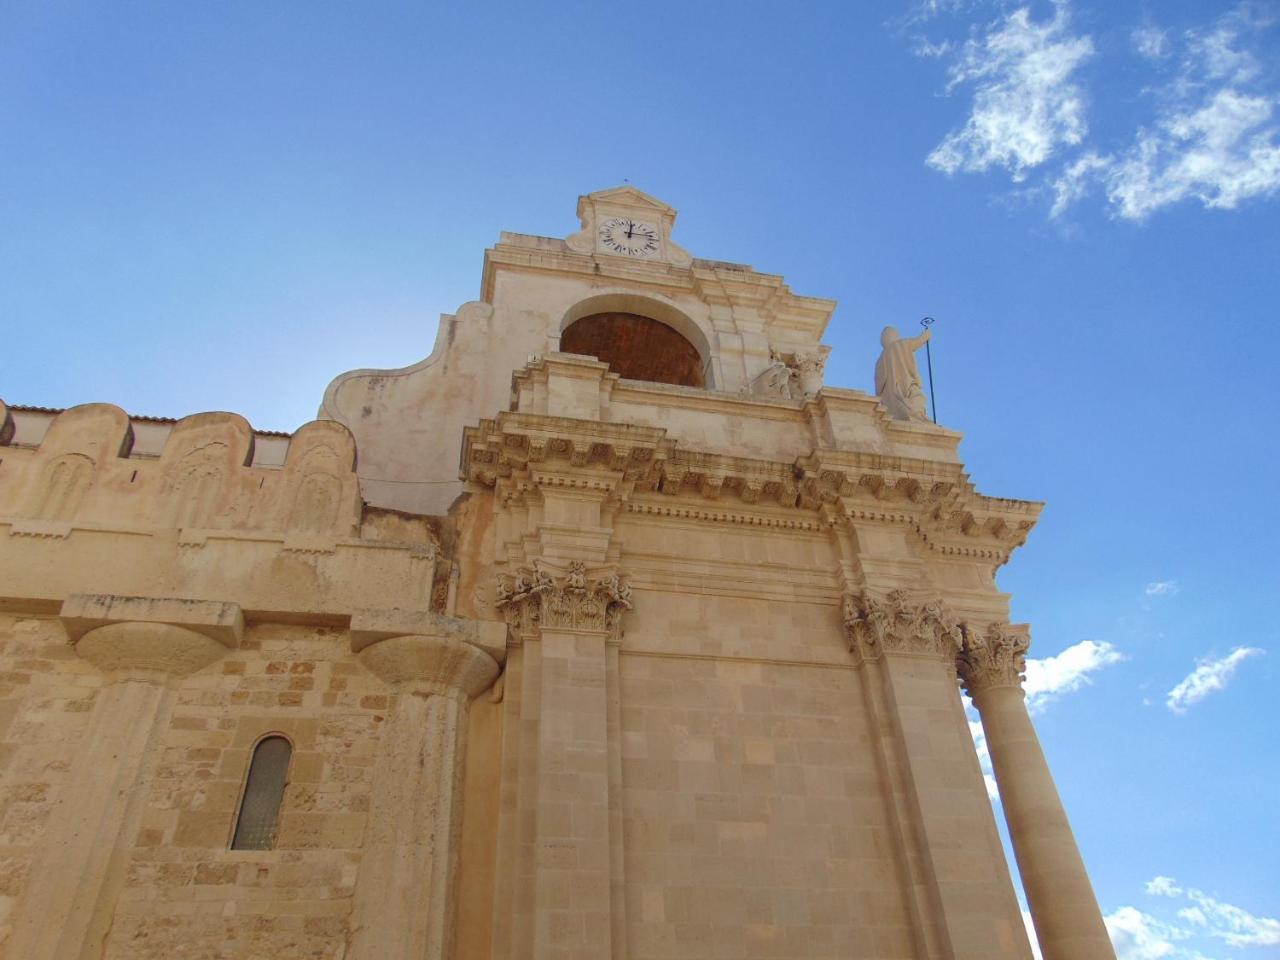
[626,220,634,239]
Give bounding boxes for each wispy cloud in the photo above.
[1105,905,1193,960]
[967,639,1122,800]
[1052,4,1280,220]
[916,2,1280,220]
[1145,580,1179,598]
[1024,639,1124,712]
[1166,646,1263,713]
[1133,25,1170,62]
[1102,88,1280,220]
[927,4,1095,181]
[1131,880,1280,957]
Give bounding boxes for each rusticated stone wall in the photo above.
[0,616,390,959]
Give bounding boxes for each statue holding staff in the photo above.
[874,325,932,422]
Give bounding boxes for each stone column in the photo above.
[348,614,501,960]
[959,626,1116,960]
[10,594,242,960]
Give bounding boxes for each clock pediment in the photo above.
[566,184,692,267]
[575,186,674,219]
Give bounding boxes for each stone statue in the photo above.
[747,350,795,399]
[874,325,931,422]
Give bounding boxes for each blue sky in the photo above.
[2,2,1278,955]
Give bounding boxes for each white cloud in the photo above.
[1145,876,1280,948]
[1144,580,1180,598]
[966,639,1122,800]
[1105,89,1280,220]
[1133,25,1170,61]
[927,4,1095,181]
[1050,4,1280,220]
[1051,150,1110,216]
[1165,646,1263,714]
[1105,906,1187,959]
[967,713,1000,799]
[1024,639,1124,712]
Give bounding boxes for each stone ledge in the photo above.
[349,608,507,663]
[60,593,244,646]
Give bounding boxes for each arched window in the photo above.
[231,735,292,850]
[561,312,706,387]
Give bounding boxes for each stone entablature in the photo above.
[462,359,1042,576]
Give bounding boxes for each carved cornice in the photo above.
[842,589,962,663]
[495,559,633,642]
[462,413,669,489]
[462,413,1041,570]
[796,453,1040,567]
[624,501,821,531]
[956,624,1031,697]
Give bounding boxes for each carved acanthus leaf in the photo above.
[841,590,961,662]
[956,624,1030,696]
[495,559,633,640]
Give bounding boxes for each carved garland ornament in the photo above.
[956,625,1030,696]
[841,589,962,662]
[495,560,633,640]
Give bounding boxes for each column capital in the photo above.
[495,559,633,643]
[356,633,499,699]
[957,623,1030,698]
[841,589,962,663]
[60,593,242,681]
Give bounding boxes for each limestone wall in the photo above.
[0,612,505,960]
[0,399,506,960]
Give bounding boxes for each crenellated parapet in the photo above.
[0,403,441,624]
[0,403,361,540]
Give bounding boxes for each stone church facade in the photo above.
[0,188,1113,960]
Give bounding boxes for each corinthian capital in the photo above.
[957,624,1030,697]
[842,589,962,662]
[496,559,633,641]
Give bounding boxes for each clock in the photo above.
[598,216,660,258]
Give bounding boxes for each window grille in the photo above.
[231,735,291,850]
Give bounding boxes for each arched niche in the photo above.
[559,294,711,389]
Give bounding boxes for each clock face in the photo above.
[598,216,660,258]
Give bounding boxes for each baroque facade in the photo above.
[0,187,1114,960]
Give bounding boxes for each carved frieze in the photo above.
[956,624,1030,696]
[842,589,962,662]
[495,559,633,641]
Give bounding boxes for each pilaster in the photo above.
[496,560,633,960]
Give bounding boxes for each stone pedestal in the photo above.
[348,625,500,960]
[960,626,1116,960]
[9,595,242,960]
